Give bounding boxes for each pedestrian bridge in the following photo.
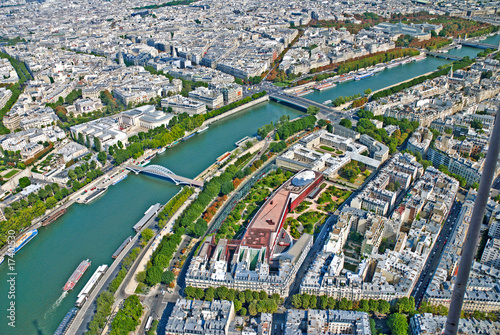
[125,164,204,187]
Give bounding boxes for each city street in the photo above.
[411,200,463,307]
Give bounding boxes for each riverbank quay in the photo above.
[0,164,129,258]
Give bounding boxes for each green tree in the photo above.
[184,286,196,298]
[364,88,372,95]
[141,228,155,246]
[378,299,391,314]
[248,302,258,316]
[94,137,101,152]
[205,287,215,301]
[471,120,483,130]
[221,181,234,195]
[161,270,175,285]
[234,300,242,312]
[291,294,302,309]
[19,176,31,189]
[97,151,107,165]
[327,297,337,309]
[77,133,84,145]
[45,197,57,209]
[145,266,162,286]
[319,295,328,310]
[369,299,379,312]
[195,288,204,300]
[339,118,352,129]
[359,299,370,312]
[215,286,229,300]
[307,105,320,115]
[339,298,352,310]
[387,313,409,335]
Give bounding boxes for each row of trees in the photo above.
[275,115,316,140]
[85,247,141,335]
[184,286,282,316]
[157,187,194,228]
[115,99,264,164]
[205,91,267,119]
[0,181,70,247]
[372,57,475,100]
[309,48,419,82]
[291,294,394,313]
[174,163,251,237]
[67,161,104,193]
[110,295,144,335]
[332,94,361,107]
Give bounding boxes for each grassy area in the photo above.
[293,201,311,214]
[317,185,352,212]
[2,169,18,179]
[132,0,197,10]
[273,82,290,87]
[320,145,335,152]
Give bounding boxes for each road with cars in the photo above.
[411,199,463,307]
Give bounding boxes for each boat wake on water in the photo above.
[45,292,68,319]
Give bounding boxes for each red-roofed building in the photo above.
[241,169,323,260]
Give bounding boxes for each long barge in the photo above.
[133,203,161,232]
[313,81,336,91]
[64,259,91,292]
[112,174,127,186]
[112,236,133,259]
[12,229,38,255]
[354,71,374,80]
[182,133,196,141]
[53,307,78,335]
[75,264,108,307]
[41,207,67,227]
[82,188,107,204]
[294,89,313,96]
[197,125,209,133]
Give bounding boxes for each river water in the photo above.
[0,38,492,334]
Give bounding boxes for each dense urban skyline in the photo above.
[0,0,500,335]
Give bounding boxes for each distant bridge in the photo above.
[426,52,463,61]
[269,93,338,115]
[457,40,497,50]
[125,164,204,187]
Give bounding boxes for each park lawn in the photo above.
[320,145,335,152]
[273,81,291,87]
[3,169,19,179]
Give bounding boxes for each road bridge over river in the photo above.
[269,93,340,116]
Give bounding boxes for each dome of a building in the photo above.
[291,170,316,187]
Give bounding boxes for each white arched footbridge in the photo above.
[125,164,204,187]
